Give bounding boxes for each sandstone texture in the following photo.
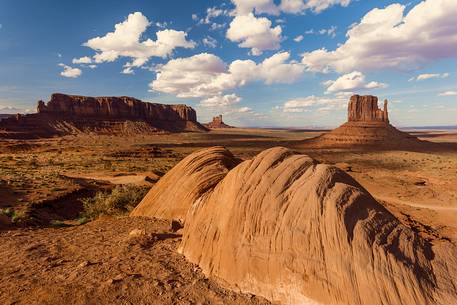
[132,146,457,305]
[204,115,234,129]
[305,95,422,148]
[131,146,240,221]
[0,93,207,138]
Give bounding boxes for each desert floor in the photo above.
[1,128,457,304]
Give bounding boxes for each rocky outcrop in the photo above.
[132,147,457,305]
[131,146,240,221]
[204,115,234,129]
[0,93,207,138]
[348,95,388,122]
[304,95,422,148]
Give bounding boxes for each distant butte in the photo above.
[0,93,208,139]
[204,115,234,129]
[304,94,423,148]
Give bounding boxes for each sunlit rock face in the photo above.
[0,93,207,138]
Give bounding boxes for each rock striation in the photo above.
[0,93,207,138]
[131,146,240,221]
[132,146,457,305]
[204,115,234,129]
[304,95,421,148]
[348,95,388,122]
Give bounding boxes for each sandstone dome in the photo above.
[132,146,457,305]
[131,146,240,221]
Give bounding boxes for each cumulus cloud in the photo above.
[150,51,304,101]
[0,106,34,114]
[58,63,82,78]
[227,13,282,55]
[409,73,449,81]
[72,56,92,64]
[438,91,457,96]
[200,94,242,107]
[282,95,346,112]
[302,0,457,73]
[81,12,195,73]
[324,71,387,93]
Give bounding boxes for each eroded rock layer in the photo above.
[305,95,422,148]
[0,93,207,138]
[133,146,457,305]
[204,115,234,129]
[131,146,240,221]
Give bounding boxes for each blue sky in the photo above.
[0,0,456,127]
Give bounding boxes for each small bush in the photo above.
[81,184,149,220]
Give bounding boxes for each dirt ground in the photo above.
[1,128,457,304]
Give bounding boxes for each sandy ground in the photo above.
[1,128,457,304]
[0,217,271,305]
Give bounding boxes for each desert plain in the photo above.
[1,126,457,305]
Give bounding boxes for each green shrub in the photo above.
[81,184,149,220]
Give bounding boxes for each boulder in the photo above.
[132,146,457,305]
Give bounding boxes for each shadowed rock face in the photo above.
[132,146,457,305]
[0,93,207,138]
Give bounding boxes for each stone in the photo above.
[304,94,422,148]
[132,146,457,305]
[204,115,234,129]
[0,93,208,139]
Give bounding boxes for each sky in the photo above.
[0,0,457,127]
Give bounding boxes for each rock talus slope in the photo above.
[133,146,457,305]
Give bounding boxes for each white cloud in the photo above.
[294,35,304,42]
[72,56,93,64]
[410,73,449,81]
[201,7,228,24]
[302,0,457,73]
[237,106,253,113]
[0,106,34,114]
[203,36,218,48]
[83,12,195,73]
[231,0,280,15]
[58,63,82,78]
[192,14,198,21]
[304,26,337,38]
[282,95,346,112]
[150,51,304,100]
[231,0,350,15]
[438,91,457,96]
[324,71,387,93]
[226,13,282,55]
[200,94,242,107]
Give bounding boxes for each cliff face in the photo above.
[348,95,388,123]
[0,93,207,139]
[38,93,197,122]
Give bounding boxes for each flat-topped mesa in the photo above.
[0,93,207,138]
[37,93,197,122]
[348,95,389,123]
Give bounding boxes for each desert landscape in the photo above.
[0,93,457,305]
[2,0,457,304]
